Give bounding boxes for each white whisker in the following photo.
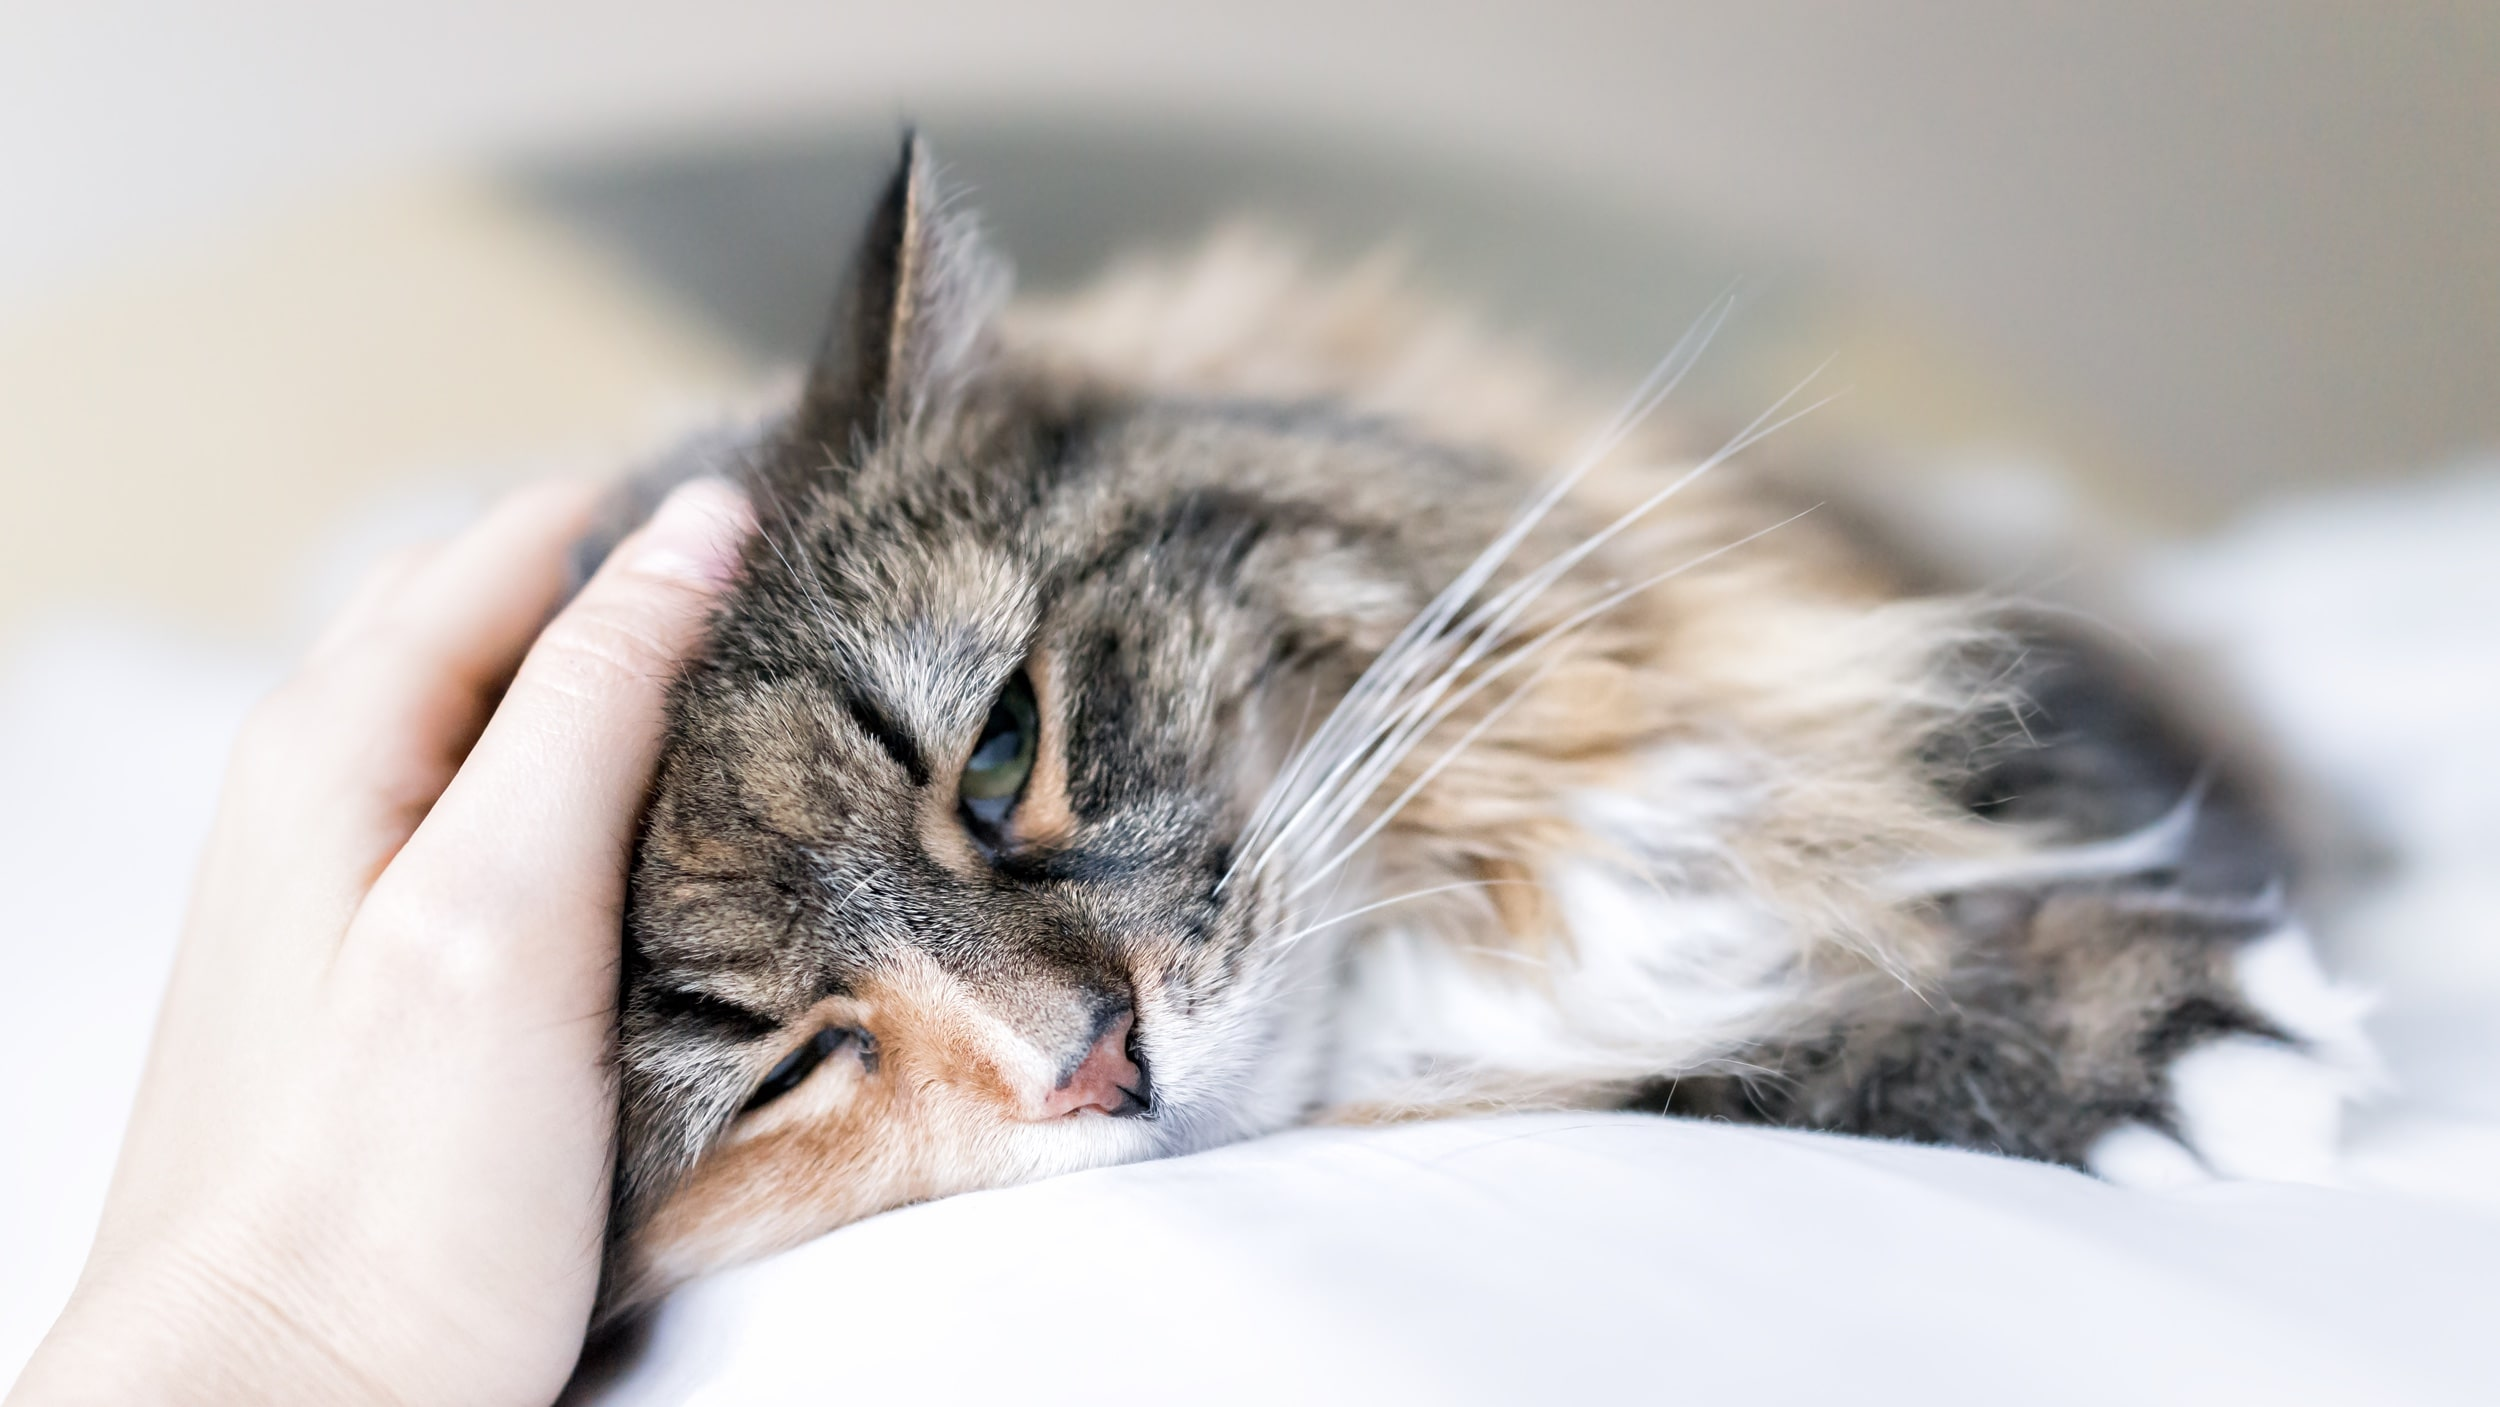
[1287,649,1573,898]
[1287,507,1822,891]
[1271,878,1543,950]
[1252,360,1837,892]
[1224,289,1739,894]
[1246,371,1842,894]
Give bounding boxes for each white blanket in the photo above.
[598,1115,2500,1406]
[7,468,2498,1403]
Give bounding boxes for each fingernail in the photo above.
[630,479,751,586]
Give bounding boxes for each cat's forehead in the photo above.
[749,402,1293,669]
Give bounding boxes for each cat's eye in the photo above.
[958,669,1039,831]
[742,1025,867,1112]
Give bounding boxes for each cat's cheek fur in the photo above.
[1320,742,1897,1112]
[622,953,1173,1302]
[1141,929,1346,1146]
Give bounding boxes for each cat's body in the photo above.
[588,140,2369,1316]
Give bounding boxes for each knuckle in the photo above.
[233,678,323,765]
[358,542,432,594]
[238,643,396,757]
[231,647,467,805]
[322,614,427,673]
[354,890,527,1004]
[529,598,690,700]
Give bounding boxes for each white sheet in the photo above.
[593,1115,2500,1406]
[6,467,2497,1403]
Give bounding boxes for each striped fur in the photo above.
[587,138,2365,1320]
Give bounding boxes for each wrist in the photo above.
[11,1244,402,1407]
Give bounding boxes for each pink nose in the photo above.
[1040,1010,1148,1119]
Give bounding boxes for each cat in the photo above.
[577,135,2371,1319]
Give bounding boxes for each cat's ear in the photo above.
[797,133,1009,450]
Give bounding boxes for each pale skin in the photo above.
[7,478,751,1407]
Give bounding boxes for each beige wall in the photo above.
[4,2,2494,634]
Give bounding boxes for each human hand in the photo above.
[7,478,749,1407]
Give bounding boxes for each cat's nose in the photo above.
[1039,1007,1150,1119]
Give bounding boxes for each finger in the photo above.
[292,478,602,742]
[133,483,625,1184]
[355,478,604,674]
[231,481,606,921]
[308,541,443,658]
[351,478,751,1008]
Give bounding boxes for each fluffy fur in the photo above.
[581,138,2365,1319]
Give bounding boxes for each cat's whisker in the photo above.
[1260,322,1730,819]
[1320,293,1750,724]
[1285,651,1573,901]
[1458,358,1843,640]
[1269,878,1545,951]
[1429,359,1845,693]
[1247,356,1838,888]
[1216,680,1325,895]
[1320,283,1737,727]
[1227,289,1739,890]
[1256,375,1843,893]
[1284,509,1823,894]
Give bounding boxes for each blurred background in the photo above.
[3,1,2495,640]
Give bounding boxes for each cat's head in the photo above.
[597,138,1519,1313]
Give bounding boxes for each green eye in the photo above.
[959,669,1038,829]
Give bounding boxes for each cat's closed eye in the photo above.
[742,1025,875,1112]
[958,669,1038,836]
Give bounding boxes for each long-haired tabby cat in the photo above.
[578,136,2369,1317]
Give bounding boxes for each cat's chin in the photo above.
[606,1105,1190,1320]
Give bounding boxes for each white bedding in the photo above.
[595,1115,2500,1406]
[6,467,2497,1404]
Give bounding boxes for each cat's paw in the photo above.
[2090,923,2377,1187]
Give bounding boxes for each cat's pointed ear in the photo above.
[797,133,1009,450]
